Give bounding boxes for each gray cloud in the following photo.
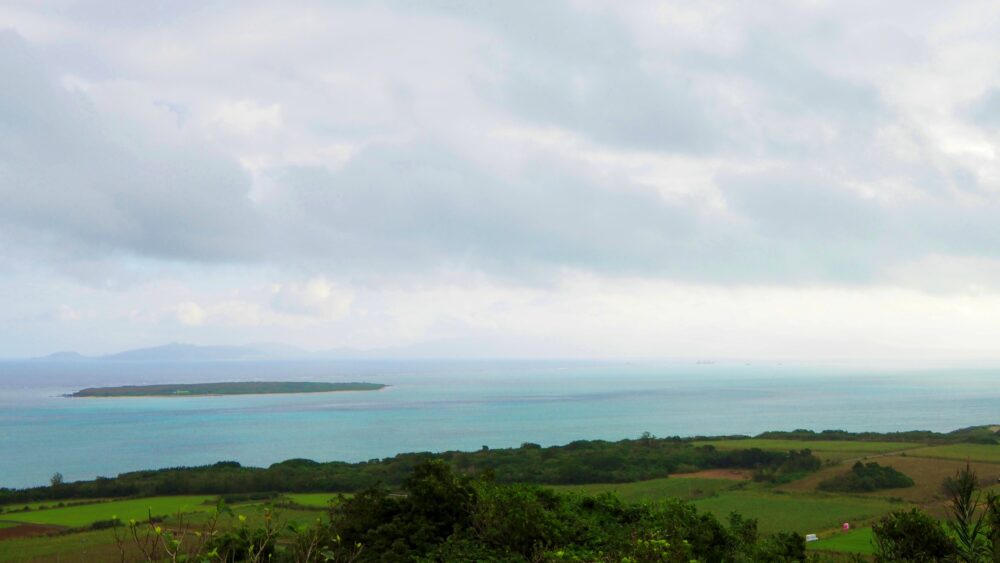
[0,31,262,263]
[263,141,699,277]
[3,3,1000,288]
[966,88,1000,130]
[478,3,720,152]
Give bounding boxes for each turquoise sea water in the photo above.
[1,359,998,489]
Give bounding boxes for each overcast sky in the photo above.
[3,1,1000,361]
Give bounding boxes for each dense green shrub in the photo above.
[322,460,807,562]
[756,424,1000,444]
[872,509,956,562]
[817,461,914,492]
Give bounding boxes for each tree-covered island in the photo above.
[67,381,386,397]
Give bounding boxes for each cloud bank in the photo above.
[3,1,1000,359]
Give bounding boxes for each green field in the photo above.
[0,503,324,562]
[808,527,875,555]
[692,439,924,461]
[2,496,215,528]
[283,493,345,507]
[0,528,125,563]
[550,477,741,503]
[1,499,109,513]
[691,491,903,534]
[0,521,17,529]
[904,444,1000,463]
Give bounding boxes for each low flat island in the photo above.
[68,381,387,397]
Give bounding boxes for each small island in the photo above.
[68,381,386,397]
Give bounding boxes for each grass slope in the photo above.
[282,493,345,507]
[692,439,924,461]
[808,527,875,555]
[550,477,740,503]
[3,496,214,528]
[0,528,126,563]
[904,444,1000,463]
[0,504,326,563]
[691,491,903,534]
[781,455,1000,505]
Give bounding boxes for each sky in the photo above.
[3,1,1000,361]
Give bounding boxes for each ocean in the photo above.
[1,359,997,489]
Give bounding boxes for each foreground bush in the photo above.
[323,460,807,562]
[871,465,1000,563]
[114,461,809,562]
[872,509,956,562]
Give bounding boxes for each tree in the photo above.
[49,472,64,488]
[872,509,956,562]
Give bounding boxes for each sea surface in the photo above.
[1,359,998,489]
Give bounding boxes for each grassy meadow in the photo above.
[692,490,901,534]
[1,496,215,528]
[550,476,743,503]
[808,527,876,556]
[0,498,327,563]
[903,443,1000,463]
[281,492,345,507]
[691,438,925,461]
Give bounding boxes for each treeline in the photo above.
[0,436,820,504]
[755,424,1000,444]
[113,461,811,562]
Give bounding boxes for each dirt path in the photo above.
[0,522,65,540]
[671,468,751,480]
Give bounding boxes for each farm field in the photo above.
[903,443,1000,463]
[808,527,875,555]
[691,490,904,534]
[550,472,909,535]
[0,501,321,562]
[3,436,998,560]
[690,439,924,461]
[0,528,126,563]
[0,496,215,528]
[780,454,1000,505]
[0,499,110,513]
[282,492,344,507]
[550,476,742,503]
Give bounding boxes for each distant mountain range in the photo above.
[36,342,318,362]
[31,339,546,362]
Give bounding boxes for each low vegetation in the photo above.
[756,425,1000,445]
[0,437,822,505]
[870,465,1000,562]
[817,461,914,493]
[3,425,998,561]
[85,462,811,562]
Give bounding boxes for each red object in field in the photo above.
[842,522,850,532]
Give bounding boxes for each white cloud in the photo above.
[270,277,354,319]
[175,302,206,326]
[213,100,282,135]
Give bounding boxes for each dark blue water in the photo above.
[1,359,997,488]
